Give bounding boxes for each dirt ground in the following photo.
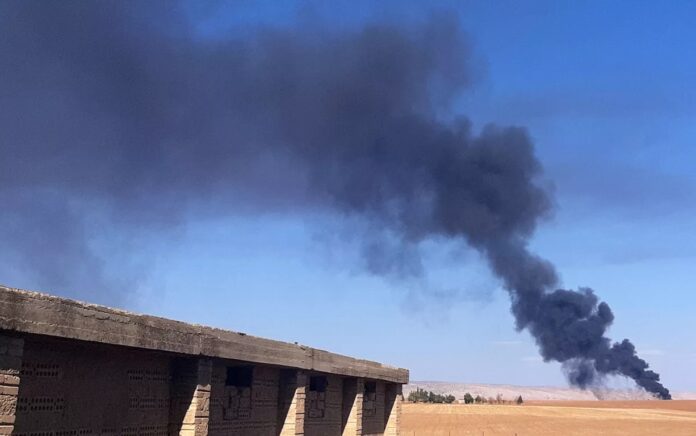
[401,401,696,436]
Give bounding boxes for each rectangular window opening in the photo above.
[364,381,377,394]
[226,365,253,387]
[309,375,328,392]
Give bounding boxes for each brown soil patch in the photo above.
[402,401,696,436]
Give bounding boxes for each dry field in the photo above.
[401,401,696,435]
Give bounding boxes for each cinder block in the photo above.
[0,387,17,397]
[0,335,21,436]
[0,375,18,387]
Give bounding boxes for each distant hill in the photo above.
[405,381,696,401]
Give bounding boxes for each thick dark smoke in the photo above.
[0,1,669,398]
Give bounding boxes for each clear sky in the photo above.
[2,1,695,392]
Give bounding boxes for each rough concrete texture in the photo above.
[15,336,172,435]
[304,374,343,436]
[0,285,407,384]
[277,369,303,435]
[0,285,406,435]
[341,378,363,436]
[0,334,22,436]
[209,362,278,434]
[362,382,386,436]
[383,384,402,436]
[8,336,403,435]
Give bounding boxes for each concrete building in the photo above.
[0,286,408,435]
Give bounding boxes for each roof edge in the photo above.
[0,285,408,384]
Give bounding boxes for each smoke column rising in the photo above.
[0,1,669,398]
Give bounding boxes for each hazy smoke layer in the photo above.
[0,1,669,398]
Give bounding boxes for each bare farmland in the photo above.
[401,401,696,436]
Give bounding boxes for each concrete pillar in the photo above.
[171,358,212,436]
[341,377,364,436]
[278,369,308,435]
[383,383,402,436]
[0,335,23,436]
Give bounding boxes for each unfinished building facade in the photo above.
[0,286,407,435]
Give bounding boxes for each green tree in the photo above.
[408,388,430,403]
[463,392,474,404]
[516,395,524,405]
[474,395,483,404]
[409,388,457,404]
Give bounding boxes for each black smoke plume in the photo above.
[0,1,669,398]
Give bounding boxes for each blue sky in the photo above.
[134,1,696,391]
[6,1,696,391]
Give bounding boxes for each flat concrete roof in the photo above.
[0,285,408,384]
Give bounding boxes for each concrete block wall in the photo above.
[277,369,305,435]
[208,362,280,435]
[340,378,363,436]
[201,365,403,436]
[361,381,386,436]
[0,334,22,436]
[13,336,172,435]
[383,384,402,436]
[2,335,402,436]
[0,286,407,436]
[304,374,342,436]
[170,358,212,436]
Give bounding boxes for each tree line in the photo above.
[408,388,524,405]
[462,393,524,405]
[407,388,456,403]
